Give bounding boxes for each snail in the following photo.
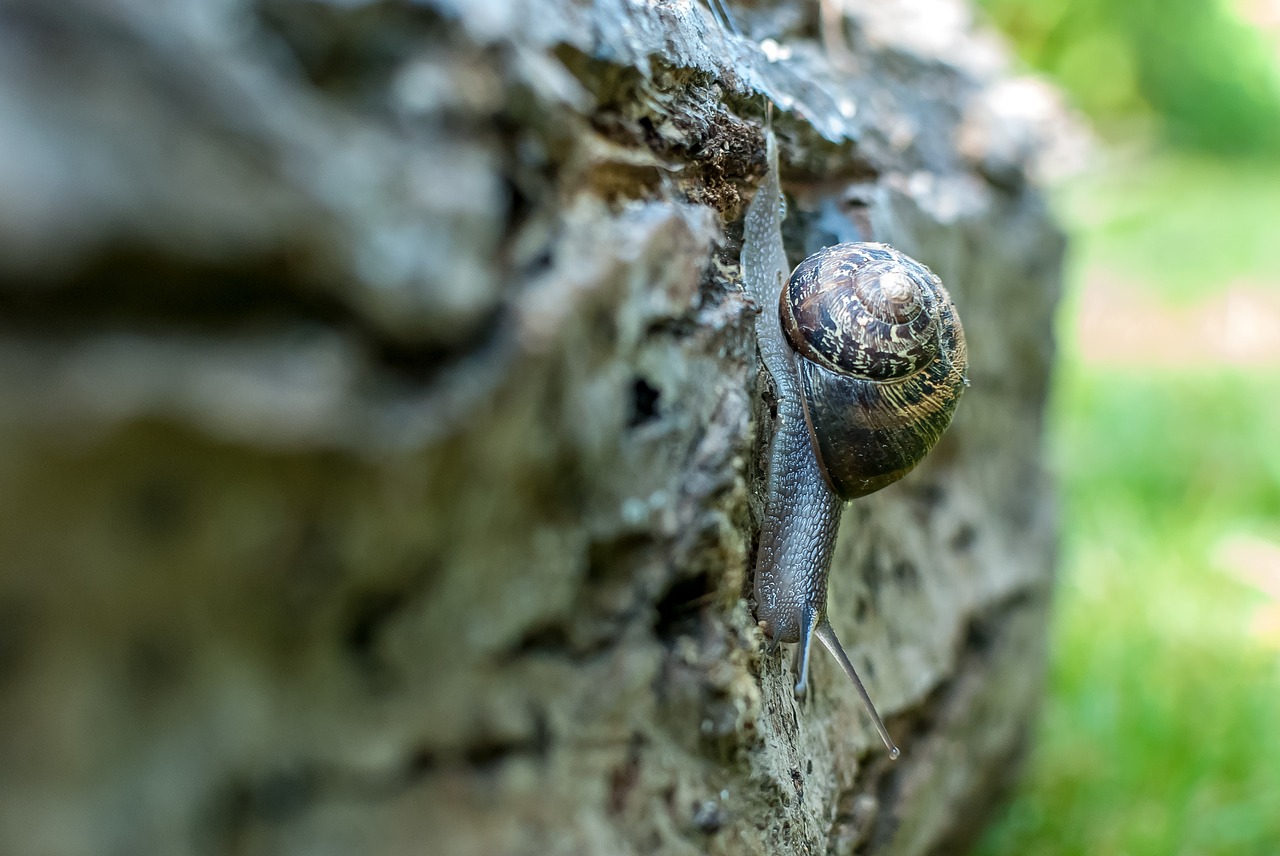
[742,131,968,760]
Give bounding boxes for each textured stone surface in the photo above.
[0,0,1063,854]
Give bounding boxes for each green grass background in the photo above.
[973,155,1280,854]
[966,1,1280,847]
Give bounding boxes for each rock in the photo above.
[0,0,1063,853]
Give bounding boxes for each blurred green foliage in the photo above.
[975,0,1280,155]
[970,2,1280,851]
[971,146,1280,852]
[976,364,1280,855]
[1059,153,1280,300]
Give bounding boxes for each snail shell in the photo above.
[780,243,968,499]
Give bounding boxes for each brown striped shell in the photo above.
[779,242,968,499]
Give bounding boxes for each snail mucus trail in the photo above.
[742,130,969,760]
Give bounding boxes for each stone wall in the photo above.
[0,1,1064,853]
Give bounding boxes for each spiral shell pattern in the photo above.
[781,243,942,380]
[777,242,968,499]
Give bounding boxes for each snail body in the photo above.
[743,133,967,760]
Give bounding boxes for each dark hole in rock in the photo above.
[343,588,408,673]
[892,560,919,588]
[654,570,713,641]
[966,617,994,653]
[951,523,977,552]
[629,377,661,427]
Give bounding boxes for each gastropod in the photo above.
[743,134,968,759]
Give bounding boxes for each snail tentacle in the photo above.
[793,602,818,698]
[815,621,901,759]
